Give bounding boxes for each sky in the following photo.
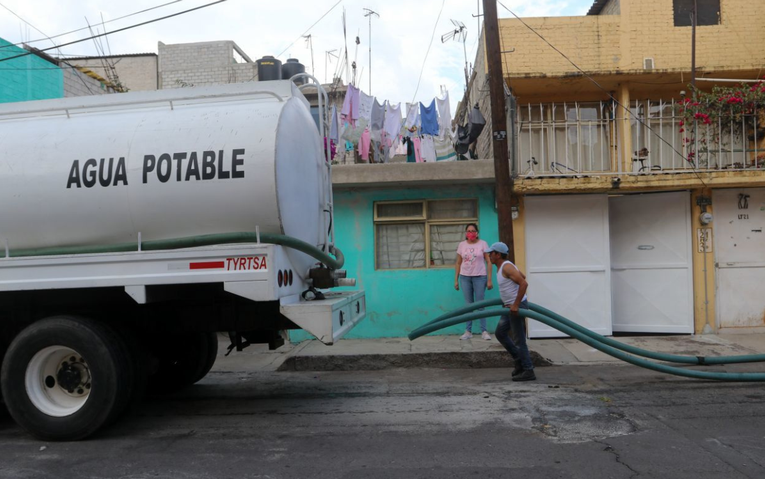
[0,0,595,110]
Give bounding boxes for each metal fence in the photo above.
[518,101,616,176]
[515,99,763,177]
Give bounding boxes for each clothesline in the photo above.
[328,84,458,164]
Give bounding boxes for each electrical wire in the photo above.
[0,1,102,94]
[0,0,227,64]
[276,0,343,59]
[409,0,446,107]
[0,0,187,50]
[497,1,709,187]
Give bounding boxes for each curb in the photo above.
[277,349,552,372]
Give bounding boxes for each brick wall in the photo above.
[158,41,257,89]
[62,66,114,97]
[495,0,764,77]
[0,38,63,103]
[69,55,158,91]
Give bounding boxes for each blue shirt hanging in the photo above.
[420,99,439,136]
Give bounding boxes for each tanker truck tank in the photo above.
[0,80,330,276]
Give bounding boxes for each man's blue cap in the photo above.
[485,242,509,255]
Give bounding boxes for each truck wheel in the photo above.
[0,316,133,441]
[147,332,218,394]
[192,332,219,384]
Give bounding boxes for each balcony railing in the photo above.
[515,100,764,178]
[518,101,617,176]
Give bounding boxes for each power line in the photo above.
[409,0,446,107]
[0,1,99,94]
[0,0,187,50]
[497,1,708,187]
[0,0,227,64]
[276,0,343,59]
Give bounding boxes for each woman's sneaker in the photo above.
[481,331,492,340]
[460,332,473,340]
[512,370,537,382]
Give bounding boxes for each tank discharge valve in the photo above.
[308,268,355,288]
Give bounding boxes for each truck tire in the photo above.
[147,332,218,395]
[192,332,219,384]
[0,316,134,441]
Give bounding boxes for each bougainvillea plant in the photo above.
[676,81,765,167]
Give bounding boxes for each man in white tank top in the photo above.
[486,242,536,381]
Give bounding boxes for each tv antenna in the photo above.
[303,34,315,76]
[325,49,339,84]
[441,20,470,104]
[363,8,379,94]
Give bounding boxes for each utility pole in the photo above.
[482,0,515,261]
[691,0,697,91]
[363,8,379,94]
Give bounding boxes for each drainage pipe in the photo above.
[408,308,765,382]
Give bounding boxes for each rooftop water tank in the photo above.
[282,58,306,85]
[256,56,282,81]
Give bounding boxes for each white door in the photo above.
[714,188,765,329]
[525,195,612,338]
[609,192,693,333]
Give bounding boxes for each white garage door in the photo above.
[609,192,693,333]
[714,188,765,329]
[525,195,612,338]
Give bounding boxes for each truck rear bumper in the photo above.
[280,291,366,345]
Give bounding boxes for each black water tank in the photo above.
[282,58,306,84]
[256,56,282,82]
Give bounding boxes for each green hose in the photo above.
[7,232,344,270]
[414,298,765,366]
[409,308,765,382]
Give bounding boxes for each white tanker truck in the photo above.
[0,79,365,440]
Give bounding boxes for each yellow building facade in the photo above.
[468,0,765,335]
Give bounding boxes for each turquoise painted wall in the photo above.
[0,38,63,103]
[294,184,501,341]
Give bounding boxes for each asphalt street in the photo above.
[2,362,765,479]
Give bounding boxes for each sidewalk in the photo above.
[211,330,765,373]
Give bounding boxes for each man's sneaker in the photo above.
[512,370,536,382]
[511,363,524,377]
[481,331,492,341]
[460,332,473,340]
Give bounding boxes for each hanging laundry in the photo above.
[359,128,371,162]
[341,117,368,144]
[341,84,360,126]
[358,91,374,123]
[420,99,439,136]
[436,91,455,139]
[383,102,402,147]
[329,105,340,143]
[323,138,337,162]
[413,136,423,163]
[420,135,437,162]
[370,99,385,143]
[404,102,420,133]
[434,136,457,161]
[404,138,416,163]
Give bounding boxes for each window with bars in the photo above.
[518,101,616,175]
[374,199,479,270]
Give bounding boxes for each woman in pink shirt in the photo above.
[454,223,493,340]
